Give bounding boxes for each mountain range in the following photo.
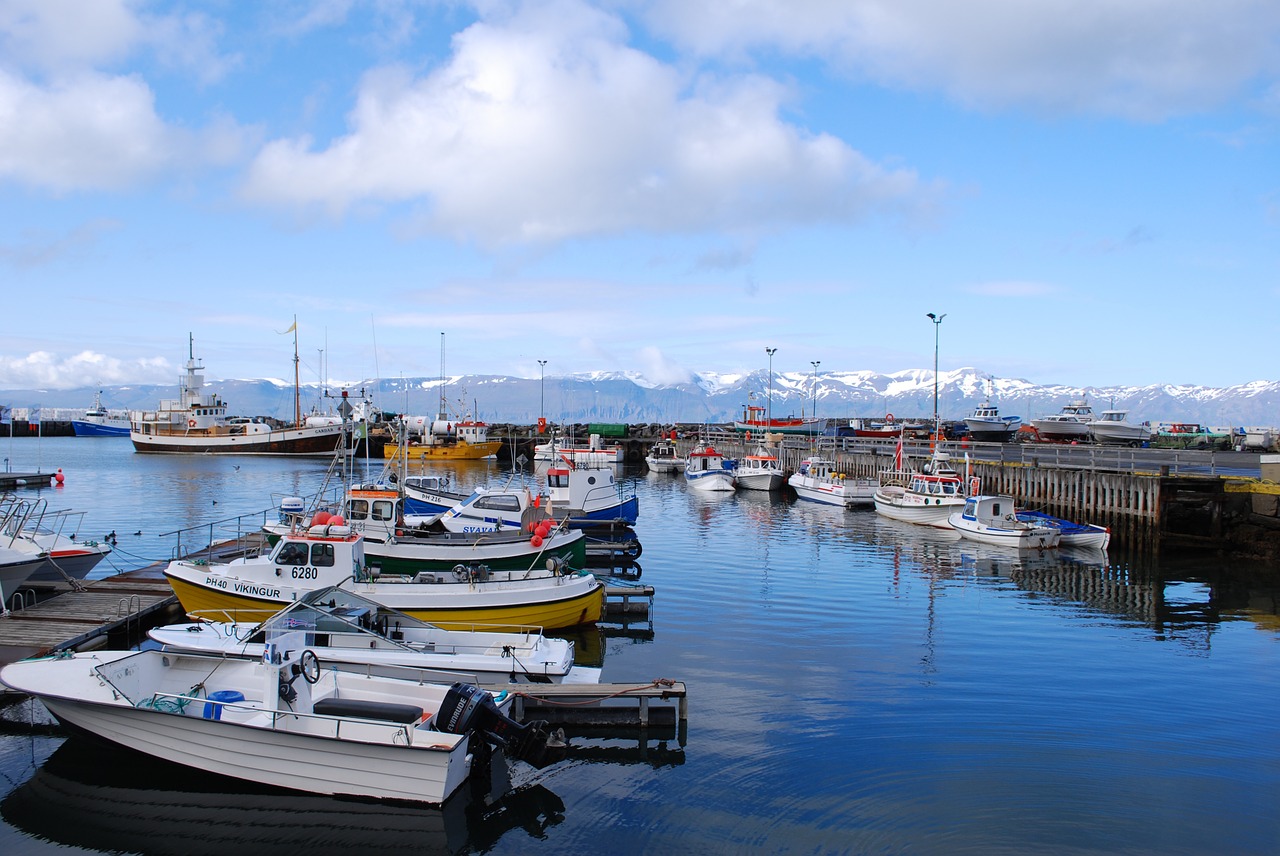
[7,368,1279,428]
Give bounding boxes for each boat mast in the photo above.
[437,332,446,420]
[292,315,300,427]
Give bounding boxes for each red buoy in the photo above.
[55,468,64,485]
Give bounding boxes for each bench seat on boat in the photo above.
[312,697,425,723]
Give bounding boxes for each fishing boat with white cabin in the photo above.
[964,400,1022,443]
[163,524,605,631]
[683,444,736,492]
[734,446,786,491]
[1087,410,1153,446]
[130,332,350,456]
[70,390,131,437]
[644,438,685,474]
[788,457,876,507]
[1030,400,1096,443]
[873,449,968,528]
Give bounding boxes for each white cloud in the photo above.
[240,0,928,245]
[0,0,142,73]
[638,346,692,385]
[0,350,172,390]
[638,0,1280,120]
[0,69,247,191]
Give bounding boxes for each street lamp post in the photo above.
[765,347,777,424]
[537,360,548,430]
[810,360,820,419]
[926,312,946,440]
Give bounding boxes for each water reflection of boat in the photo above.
[1,737,565,856]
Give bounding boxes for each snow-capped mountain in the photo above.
[9,367,1280,427]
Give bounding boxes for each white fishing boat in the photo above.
[948,495,1061,549]
[1030,400,1096,442]
[644,438,685,474]
[683,444,736,492]
[734,446,785,491]
[149,586,600,684]
[131,332,350,456]
[873,450,968,528]
[162,524,605,631]
[788,457,876,507]
[0,641,560,805]
[1086,410,1152,446]
[264,485,588,575]
[963,400,1022,443]
[544,460,639,526]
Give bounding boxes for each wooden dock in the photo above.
[0,471,54,490]
[499,678,687,732]
[0,571,181,662]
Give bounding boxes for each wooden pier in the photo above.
[500,678,687,731]
[0,471,54,490]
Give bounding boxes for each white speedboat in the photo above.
[1031,400,1096,442]
[1087,410,1152,446]
[1,497,112,583]
[949,496,1061,549]
[0,642,559,805]
[788,457,876,507]
[734,446,785,492]
[683,444,736,492]
[644,438,685,474]
[163,525,605,631]
[964,400,1022,443]
[149,586,599,684]
[873,451,967,528]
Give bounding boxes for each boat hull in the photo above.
[732,419,822,436]
[384,441,502,461]
[71,420,130,437]
[1089,425,1152,444]
[949,515,1060,548]
[735,471,785,491]
[873,487,964,528]
[684,471,735,492]
[363,530,587,575]
[131,424,346,456]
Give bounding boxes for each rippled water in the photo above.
[2,437,1279,855]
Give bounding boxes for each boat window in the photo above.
[348,499,369,520]
[310,543,336,567]
[549,473,569,488]
[476,495,521,512]
[372,500,395,521]
[992,502,1001,515]
[275,542,308,565]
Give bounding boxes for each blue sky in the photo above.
[1,0,1277,393]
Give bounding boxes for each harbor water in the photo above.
[2,437,1279,855]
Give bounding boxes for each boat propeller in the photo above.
[436,682,565,768]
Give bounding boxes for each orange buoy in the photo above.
[55,468,64,485]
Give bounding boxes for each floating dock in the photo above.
[0,471,53,490]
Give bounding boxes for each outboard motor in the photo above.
[437,682,564,768]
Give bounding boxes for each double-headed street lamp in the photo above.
[926,312,946,439]
[765,347,777,423]
[810,360,821,419]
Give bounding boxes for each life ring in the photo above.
[885,413,894,421]
[187,419,197,428]
[745,431,752,441]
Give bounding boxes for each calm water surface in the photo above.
[1,437,1278,855]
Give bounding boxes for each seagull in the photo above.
[233,465,240,471]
